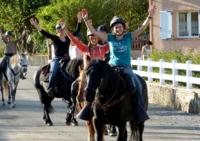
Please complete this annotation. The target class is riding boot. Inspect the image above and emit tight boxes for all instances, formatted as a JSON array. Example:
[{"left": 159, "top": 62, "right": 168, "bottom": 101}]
[{"left": 76, "top": 102, "right": 93, "bottom": 120}]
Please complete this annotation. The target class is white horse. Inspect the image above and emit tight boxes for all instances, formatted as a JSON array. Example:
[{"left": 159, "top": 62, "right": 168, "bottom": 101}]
[{"left": 0, "top": 53, "right": 28, "bottom": 107}]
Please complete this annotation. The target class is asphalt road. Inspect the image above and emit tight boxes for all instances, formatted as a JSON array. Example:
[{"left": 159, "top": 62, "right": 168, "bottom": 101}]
[{"left": 0, "top": 66, "right": 199, "bottom": 141}]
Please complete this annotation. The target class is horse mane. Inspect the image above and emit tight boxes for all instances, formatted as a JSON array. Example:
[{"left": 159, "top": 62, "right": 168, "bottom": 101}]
[
  {"left": 66, "top": 59, "right": 83, "bottom": 79},
  {"left": 88, "top": 60, "right": 124, "bottom": 95}
]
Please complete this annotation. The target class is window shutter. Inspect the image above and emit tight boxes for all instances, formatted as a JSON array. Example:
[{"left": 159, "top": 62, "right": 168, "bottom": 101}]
[
  {"left": 198, "top": 11, "right": 200, "bottom": 36},
  {"left": 160, "top": 11, "right": 172, "bottom": 39}
]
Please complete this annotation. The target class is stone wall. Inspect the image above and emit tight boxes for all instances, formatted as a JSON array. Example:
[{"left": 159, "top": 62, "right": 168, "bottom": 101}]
[
  {"left": 148, "top": 83, "right": 200, "bottom": 114},
  {"left": 28, "top": 55, "right": 48, "bottom": 67}
]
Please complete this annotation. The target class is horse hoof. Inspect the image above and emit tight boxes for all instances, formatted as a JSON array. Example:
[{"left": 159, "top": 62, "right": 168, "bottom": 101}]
[
  {"left": 71, "top": 120, "right": 78, "bottom": 126},
  {"left": 47, "top": 122, "right": 53, "bottom": 126},
  {"left": 65, "top": 121, "right": 71, "bottom": 126},
  {"left": 109, "top": 132, "right": 117, "bottom": 137},
  {"left": 104, "top": 130, "right": 108, "bottom": 135},
  {"left": 8, "top": 101, "right": 11, "bottom": 105},
  {"left": 11, "top": 104, "right": 16, "bottom": 108}
]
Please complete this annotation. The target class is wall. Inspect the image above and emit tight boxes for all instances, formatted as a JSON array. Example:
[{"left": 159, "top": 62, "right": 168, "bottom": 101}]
[
  {"left": 150, "top": 0, "right": 200, "bottom": 54},
  {"left": 148, "top": 83, "right": 200, "bottom": 113},
  {"left": 28, "top": 55, "right": 48, "bottom": 67}
]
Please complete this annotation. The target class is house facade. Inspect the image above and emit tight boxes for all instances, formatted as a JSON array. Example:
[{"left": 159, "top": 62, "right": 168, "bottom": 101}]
[{"left": 149, "top": 0, "right": 200, "bottom": 54}]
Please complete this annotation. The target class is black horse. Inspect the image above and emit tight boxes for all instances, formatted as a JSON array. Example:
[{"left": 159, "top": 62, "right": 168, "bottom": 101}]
[
  {"left": 84, "top": 60, "right": 149, "bottom": 141},
  {"left": 33, "top": 58, "right": 83, "bottom": 126}
]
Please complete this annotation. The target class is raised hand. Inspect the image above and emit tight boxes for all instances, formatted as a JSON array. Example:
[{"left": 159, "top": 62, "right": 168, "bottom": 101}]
[
  {"left": 58, "top": 18, "right": 65, "bottom": 29},
  {"left": 30, "top": 17, "right": 41, "bottom": 31},
  {"left": 77, "top": 11, "right": 82, "bottom": 23},
  {"left": 81, "top": 8, "right": 88, "bottom": 20}
]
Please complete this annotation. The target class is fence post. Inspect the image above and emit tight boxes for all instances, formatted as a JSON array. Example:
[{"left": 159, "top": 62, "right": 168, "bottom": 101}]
[
  {"left": 186, "top": 60, "right": 192, "bottom": 89},
  {"left": 147, "top": 58, "right": 153, "bottom": 83},
  {"left": 172, "top": 60, "right": 178, "bottom": 87},
  {"left": 137, "top": 58, "right": 142, "bottom": 75},
  {"left": 159, "top": 59, "right": 165, "bottom": 85}
]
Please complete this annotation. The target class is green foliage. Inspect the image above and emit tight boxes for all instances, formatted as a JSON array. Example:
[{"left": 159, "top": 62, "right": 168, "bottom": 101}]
[
  {"left": 0, "top": 0, "right": 148, "bottom": 54},
  {"left": 150, "top": 50, "right": 200, "bottom": 64}
]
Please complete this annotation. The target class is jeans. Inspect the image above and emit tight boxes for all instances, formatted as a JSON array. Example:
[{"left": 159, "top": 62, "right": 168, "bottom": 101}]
[
  {"left": 120, "top": 65, "right": 144, "bottom": 107},
  {"left": 48, "top": 57, "right": 61, "bottom": 89}
]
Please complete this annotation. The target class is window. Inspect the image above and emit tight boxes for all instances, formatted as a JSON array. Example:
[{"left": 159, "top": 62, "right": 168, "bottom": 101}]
[{"left": 177, "top": 12, "right": 199, "bottom": 38}]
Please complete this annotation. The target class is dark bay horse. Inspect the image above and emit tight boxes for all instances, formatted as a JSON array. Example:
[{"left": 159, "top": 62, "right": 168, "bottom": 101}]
[
  {"left": 84, "top": 60, "right": 149, "bottom": 141},
  {"left": 33, "top": 58, "right": 83, "bottom": 126}
]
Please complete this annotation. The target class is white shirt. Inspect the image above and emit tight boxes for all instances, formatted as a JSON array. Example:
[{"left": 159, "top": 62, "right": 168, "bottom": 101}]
[{"left": 69, "top": 43, "right": 83, "bottom": 60}]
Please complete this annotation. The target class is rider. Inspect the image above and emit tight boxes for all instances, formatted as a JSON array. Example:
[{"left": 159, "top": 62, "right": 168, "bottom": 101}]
[
  {"left": 65, "top": 27, "right": 109, "bottom": 68},
  {"left": 96, "top": 24, "right": 110, "bottom": 62},
  {"left": 30, "top": 12, "right": 82, "bottom": 95},
  {"left": 64, "top": 24, "right": 109, "bottom": 104},
  {"left": 0, "top": 30, "right": 26, "bottom": 79},
  {"left": 78, "top": 5, "right": 156, "bottom": 122}
]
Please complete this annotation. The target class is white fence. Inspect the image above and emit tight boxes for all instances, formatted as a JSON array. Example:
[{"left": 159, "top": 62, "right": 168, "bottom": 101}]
[{"left": 131, "top": 58, "right": 200, "bottom": 90}]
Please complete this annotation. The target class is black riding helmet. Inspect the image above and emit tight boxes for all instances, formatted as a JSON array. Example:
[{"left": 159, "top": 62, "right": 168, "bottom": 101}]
[
  {"left": 5, "top": 31, "right": 13, "bottom": 37},
  {"left": 55, "top": 24, "right": 62, "bottom": 30},
  {"left": 110, "top": 16, "right": 126, "bottom": 29},
  {"left": 97, "top": 24, "right": 108, "bottom": 33}
]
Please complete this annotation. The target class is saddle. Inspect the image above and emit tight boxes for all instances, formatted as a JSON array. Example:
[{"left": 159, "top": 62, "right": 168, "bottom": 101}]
[
  {"left": 113, "top": 66, "right": 133, "bottom": 91},
  {"left": 40, "top": 62, "right": 74, "bottom": 99}
]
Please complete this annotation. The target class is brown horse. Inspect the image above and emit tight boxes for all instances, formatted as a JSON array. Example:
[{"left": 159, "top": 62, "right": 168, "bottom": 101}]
[{"left": 82, "top": 59, "right": 149, "bottom": 141}]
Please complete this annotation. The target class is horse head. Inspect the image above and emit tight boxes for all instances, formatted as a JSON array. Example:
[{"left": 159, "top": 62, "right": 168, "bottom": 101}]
[
  {"left": 84, "top": 60, "right": 121, "bottom": 103},
  {"left": 18, "top": 52, "right": 28, "bottom": 79}
]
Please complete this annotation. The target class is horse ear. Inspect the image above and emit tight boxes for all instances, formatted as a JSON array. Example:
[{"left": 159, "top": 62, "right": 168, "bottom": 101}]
[{"left": 78, "top": 66, "right": 83, "bottom": 73}]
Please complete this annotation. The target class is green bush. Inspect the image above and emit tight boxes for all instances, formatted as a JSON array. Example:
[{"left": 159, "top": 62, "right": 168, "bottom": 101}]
[{"left": 150, "top": 50, "right": 200, "bottom": 64}]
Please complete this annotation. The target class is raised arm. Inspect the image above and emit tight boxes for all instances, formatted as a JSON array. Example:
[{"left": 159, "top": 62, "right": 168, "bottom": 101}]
[
  {"left": 15, "top": 29, "right": 28, "bottom": 43},
  {"left": 30, "top": 17, "right": 57, "bottom": 40},
  {"left": 82, "top": 9, "right": 108, "bottom": 42},
  {"left": 0, "top": 30, "right": 6, "bottom": 43},
  {"left": 64, "top": 27, "right": 88, "bottom": 52},
  {"left": 132, "top": 4, "right": 156, "bottom": 37},
  {"left": 73, "top": 11, "right": 82, "bottom": 36}
]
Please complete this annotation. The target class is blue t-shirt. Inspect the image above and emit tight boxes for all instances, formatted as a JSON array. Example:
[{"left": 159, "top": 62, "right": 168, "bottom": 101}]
[{"left": 107, "top": 32, "right": 133, "bottom": 66}]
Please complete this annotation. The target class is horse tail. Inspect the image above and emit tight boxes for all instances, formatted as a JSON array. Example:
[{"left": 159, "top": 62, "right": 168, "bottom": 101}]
[
  {"left": 129, "top": 120, "right": 144, "bottom": 141},
  {"left": 33, "top": 68, "right": 42, "bottom": 88},
  {"left": 33, "top": 68, "right": 54, "bottom": 114}
]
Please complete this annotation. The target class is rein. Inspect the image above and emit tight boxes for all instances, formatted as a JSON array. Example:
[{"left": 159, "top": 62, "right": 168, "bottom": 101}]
[{"left": 95, "top": 68, "right": 127, "bottom": 111}]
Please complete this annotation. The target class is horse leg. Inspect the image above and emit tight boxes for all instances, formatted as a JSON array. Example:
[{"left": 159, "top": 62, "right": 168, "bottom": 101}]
[
  {"left": 66, "top": 79, "right": 79, "bottom": 126},
  {"left": 87, "top": 119, "right": 95, "bottom": 141},
  {"left": 138, "top": 122, "right": 144, "bottom": 141},
  {"left": 6, "top": 83, "right": 11, "bottom": 105},
  {"left": 93, "top": 118, "right": 105, "bottom": 141},
  {"left": 43, "top": 105, "right": 53, "bottom": 126},
  {"left": 0, "top": 84, "right": 5, "bottom": 106},
  {"left": 8, "top": 81, "right": 16, "bottom": 108},
  {"left": 117, "top": 123, "right": 127, "bottom": 141}
]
